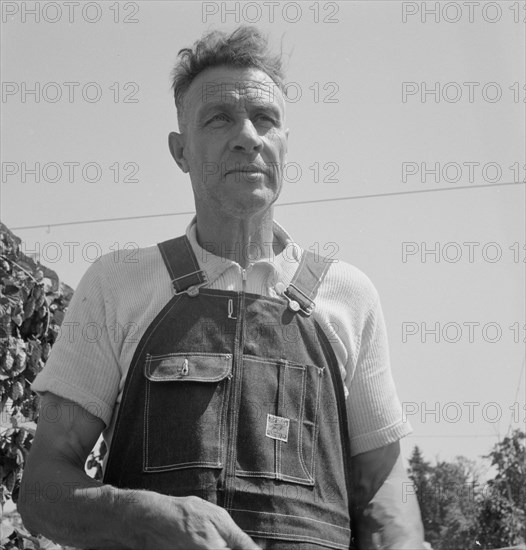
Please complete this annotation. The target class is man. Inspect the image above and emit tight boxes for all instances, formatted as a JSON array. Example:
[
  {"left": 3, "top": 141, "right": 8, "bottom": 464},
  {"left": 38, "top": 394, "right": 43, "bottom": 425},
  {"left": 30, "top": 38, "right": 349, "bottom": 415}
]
[{"left": 19, "top": 26, "right": 425, "bottom": 549}]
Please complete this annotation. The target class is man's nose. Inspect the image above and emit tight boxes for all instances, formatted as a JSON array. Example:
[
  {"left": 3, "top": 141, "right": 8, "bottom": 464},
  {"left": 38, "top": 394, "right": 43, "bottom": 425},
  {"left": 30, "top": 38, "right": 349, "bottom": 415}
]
[{"left": 229, "top": 119, "right": 263, "bottom": 154}]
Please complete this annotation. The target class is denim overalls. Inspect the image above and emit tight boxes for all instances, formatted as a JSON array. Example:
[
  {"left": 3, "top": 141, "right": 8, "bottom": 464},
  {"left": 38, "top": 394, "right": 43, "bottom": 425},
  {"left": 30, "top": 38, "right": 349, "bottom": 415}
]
[{"left": 103, "top": 235, "right": 353, "bottom": 549}]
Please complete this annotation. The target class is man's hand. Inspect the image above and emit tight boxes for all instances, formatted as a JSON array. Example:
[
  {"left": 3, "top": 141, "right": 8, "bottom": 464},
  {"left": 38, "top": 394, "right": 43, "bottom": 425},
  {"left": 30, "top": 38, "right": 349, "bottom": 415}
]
[
  {"left": 18, "top": 392, "right": 259, "bottom": 550},
  {"left": 136, "top": 493, "right": 261, "bottom": 550}
]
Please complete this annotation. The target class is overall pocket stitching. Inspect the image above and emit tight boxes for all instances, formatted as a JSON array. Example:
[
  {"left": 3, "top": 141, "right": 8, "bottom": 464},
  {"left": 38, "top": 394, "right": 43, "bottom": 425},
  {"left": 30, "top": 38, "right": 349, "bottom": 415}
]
[
  {"left": 146, "top": 351, "right": 232, "bottom": 360},
  {"left": 237, "top": 357, "right": 320, "bottom": 486},
  {"left": 145, "top": 459, "right": 222, "bottom": 472},
  {"left": 145, "top": 353, "right": 232, "bottom": 382},
  {"left": 310, "top": 370, "right": 323, "bottom": 482},
  {"left": 245, "top": 355, "right": 322, "bottom": 373},
  {"left": 143, "top": 378, "right": 226, "bottom": 470},
  {"left": 276, "top": 359, "right": 287, "bottom": 480},
  {"left": 142, "top": 352, "right": 230, "bottom": 472},
  {"left": 235, "top": 469, "right": 278, "bottom": 477},
  {"left": 294, "top": 367, "right": 313, "bottom": 483}
]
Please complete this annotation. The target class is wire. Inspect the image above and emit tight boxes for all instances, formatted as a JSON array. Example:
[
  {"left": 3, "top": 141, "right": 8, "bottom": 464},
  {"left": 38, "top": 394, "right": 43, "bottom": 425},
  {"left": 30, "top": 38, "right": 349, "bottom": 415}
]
[{"left": 9, "top": 180, "right": 525, "bottom": 231}]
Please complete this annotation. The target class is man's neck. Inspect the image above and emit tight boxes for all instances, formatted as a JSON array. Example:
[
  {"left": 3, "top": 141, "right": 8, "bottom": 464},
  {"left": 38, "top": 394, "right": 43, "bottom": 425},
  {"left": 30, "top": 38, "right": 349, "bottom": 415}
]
[{"left": 195, "top": 208, "right": 281, "bottom": 268}]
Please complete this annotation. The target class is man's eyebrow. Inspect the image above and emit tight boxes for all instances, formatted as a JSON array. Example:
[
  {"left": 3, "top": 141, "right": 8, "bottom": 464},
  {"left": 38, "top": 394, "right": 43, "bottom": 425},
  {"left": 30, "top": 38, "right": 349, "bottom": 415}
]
[
  {"left": 197, "top": 101, "right": 232, "bottom": 115},
  {"left": 196, "top": 100, "right": 282, "bottom": 120}
]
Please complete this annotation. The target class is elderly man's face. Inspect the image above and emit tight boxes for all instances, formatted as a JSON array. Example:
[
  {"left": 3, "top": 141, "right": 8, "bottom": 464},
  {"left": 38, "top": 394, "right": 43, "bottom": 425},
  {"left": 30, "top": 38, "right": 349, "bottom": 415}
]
[{"left": 170, "top": 66, "right": 289, "bottom": 219}]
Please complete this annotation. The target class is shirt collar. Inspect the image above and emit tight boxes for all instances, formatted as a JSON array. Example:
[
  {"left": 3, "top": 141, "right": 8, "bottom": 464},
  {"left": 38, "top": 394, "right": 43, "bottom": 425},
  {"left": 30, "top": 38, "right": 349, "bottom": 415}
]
[{"left": 185, "top": 216, "right": 302, "bottom": 287}]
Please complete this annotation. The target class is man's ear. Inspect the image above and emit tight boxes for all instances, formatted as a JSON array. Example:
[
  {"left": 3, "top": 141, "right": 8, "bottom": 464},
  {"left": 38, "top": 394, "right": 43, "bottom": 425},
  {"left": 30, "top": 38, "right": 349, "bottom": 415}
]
[{"left": 168, "top": 131, "right": 189, "bottom": 173}]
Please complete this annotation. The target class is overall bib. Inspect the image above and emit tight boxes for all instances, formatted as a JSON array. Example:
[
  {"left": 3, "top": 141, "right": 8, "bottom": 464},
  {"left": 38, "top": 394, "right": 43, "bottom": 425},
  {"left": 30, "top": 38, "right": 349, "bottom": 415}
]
[{"left": 103, "top": 236, "right": 353, "bottom": 549}]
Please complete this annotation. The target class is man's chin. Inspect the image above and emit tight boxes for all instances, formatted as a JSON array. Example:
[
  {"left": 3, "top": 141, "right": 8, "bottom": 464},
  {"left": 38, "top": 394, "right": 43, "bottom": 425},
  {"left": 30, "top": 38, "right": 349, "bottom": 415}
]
[{"left": 222, "top": 191, "right": 279, "bottom": 217}]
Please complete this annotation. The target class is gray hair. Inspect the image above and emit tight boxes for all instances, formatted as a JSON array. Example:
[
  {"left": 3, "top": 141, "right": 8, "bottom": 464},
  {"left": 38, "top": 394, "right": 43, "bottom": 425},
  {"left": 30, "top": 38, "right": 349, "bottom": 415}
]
[{"left": 171, "top": 26, "right": 286, "bottom": 126}]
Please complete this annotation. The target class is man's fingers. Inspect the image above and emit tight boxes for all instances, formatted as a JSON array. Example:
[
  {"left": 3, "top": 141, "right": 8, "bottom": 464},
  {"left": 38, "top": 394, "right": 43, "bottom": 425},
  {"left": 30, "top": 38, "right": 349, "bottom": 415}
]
[
  {"left": 231, "top": 530, "right": 261, "bottom": 550},
  {"left": 213, "top": 516, "right": 260, "bottom": 550},
  {"left": 225, "top": 529, "right": 261, "bottom": 550},
  {"left": 191, "top": 497, "right": 261, "bottom": 550}
]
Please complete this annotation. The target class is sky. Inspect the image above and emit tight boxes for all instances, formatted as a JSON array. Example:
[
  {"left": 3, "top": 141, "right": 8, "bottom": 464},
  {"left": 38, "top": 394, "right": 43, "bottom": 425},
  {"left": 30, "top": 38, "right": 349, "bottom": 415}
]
[{"left": 1, "top": 0, "right": 525, "bottom": 468}]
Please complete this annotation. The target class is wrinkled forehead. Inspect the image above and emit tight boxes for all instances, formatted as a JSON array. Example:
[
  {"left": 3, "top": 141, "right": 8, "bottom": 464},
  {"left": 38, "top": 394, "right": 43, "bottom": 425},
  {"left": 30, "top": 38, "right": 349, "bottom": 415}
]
[{"left": 184, "top": 66, "right": 286, "bottom": 120}]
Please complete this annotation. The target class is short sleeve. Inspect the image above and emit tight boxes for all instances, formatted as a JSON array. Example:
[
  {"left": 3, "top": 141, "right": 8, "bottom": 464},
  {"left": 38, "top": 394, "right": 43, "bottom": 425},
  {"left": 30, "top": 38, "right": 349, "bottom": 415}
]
[
  {"left": 346, "top": 292, "right": 412, "bottom": 456},
  {"left": 32, "top": 259, "right": 121, "bottom": 427}
]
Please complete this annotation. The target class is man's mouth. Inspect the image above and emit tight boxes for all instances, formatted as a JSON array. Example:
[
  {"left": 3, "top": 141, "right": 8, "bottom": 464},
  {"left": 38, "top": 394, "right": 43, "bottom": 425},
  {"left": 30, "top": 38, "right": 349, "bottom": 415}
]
[{"left": 225, "top": 164, "right": 269, "bottom": 176}]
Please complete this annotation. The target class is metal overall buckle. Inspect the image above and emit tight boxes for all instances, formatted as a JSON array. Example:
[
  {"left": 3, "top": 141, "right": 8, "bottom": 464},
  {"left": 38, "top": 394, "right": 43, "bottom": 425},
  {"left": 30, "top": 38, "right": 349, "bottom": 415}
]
[
  {"left": 283, "top": 283, "right": 315, "bottom": 316},
  {"left": 172, "top": 270, "right": 208, "bottom": 297}
]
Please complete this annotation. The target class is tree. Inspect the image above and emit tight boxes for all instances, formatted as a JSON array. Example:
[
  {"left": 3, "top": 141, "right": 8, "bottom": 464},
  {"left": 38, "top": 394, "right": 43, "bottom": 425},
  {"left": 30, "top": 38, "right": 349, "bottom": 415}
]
[
  {"left": 408, "top": 446, "right": 435, "bottom": 538},
  {"left": 475, "top": 430, "right": 526, "bottom": 549},
  {"left": 408, "top": 433, "right": 526, "bottom": 550},
  {"left": 427, "top": 458, "right": 480, "bottom": 550}
]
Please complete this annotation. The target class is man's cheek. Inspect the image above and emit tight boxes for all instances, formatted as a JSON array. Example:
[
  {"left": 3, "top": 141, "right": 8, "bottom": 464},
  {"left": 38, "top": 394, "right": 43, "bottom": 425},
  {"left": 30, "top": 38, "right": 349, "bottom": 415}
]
[{"left": 199, "top": 161, "right": 220, "bottom": 184}]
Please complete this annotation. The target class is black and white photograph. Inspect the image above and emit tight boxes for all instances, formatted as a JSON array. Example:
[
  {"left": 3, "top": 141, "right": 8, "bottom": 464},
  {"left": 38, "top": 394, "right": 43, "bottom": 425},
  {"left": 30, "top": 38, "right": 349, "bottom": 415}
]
[{"left": 1, "top": 2, "right": 525, "bottom": 549}]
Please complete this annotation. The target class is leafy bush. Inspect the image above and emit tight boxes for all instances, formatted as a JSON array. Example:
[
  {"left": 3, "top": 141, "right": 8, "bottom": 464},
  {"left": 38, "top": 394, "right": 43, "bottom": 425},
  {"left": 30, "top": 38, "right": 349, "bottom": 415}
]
[{"left": 0, "top": 222, "right": 76, "bottom": 548}]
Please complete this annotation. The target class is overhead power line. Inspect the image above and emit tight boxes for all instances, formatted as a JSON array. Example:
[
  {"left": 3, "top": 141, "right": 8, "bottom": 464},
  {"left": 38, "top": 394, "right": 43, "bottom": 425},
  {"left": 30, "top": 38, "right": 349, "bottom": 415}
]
[{"left": 10, "top": 180, "right": 525, "bottom": 231}]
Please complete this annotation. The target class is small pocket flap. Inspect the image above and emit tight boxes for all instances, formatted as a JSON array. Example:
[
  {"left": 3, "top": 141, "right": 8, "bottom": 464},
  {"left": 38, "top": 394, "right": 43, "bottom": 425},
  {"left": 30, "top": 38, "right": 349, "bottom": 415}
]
[{"left": 145, "top": 353, "right": 232, "bottom": 382}]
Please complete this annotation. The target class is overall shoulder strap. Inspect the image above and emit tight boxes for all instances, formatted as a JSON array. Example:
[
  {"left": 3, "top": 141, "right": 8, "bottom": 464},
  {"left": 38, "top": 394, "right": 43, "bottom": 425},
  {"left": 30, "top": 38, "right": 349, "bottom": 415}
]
[
  {"left": 157, "top": 236, "right": 208, "bottom": 296},
  {"left": 287, "top": 249, "right": 354, "bottom": 542},
  {"left": 284, "top": 250, "right": 333, "bottom": 315}
]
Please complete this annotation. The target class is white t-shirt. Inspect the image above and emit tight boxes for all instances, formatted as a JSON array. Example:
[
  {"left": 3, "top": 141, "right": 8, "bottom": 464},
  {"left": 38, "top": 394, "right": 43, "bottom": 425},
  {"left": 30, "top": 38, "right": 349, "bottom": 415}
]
[{"left": 32, "top": 219, "right": 411, "bottom": 456}]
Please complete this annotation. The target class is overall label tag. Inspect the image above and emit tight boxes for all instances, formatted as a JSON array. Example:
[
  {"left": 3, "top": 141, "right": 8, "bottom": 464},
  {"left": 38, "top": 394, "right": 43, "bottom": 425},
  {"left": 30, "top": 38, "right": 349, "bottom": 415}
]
[{"left": 266, "top": 414, "right": 290, "bottom": 442}]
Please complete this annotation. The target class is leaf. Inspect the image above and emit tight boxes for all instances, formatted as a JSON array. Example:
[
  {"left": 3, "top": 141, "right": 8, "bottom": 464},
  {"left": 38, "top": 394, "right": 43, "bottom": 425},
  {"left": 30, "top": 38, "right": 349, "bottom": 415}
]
[
  {"left": 23, "top": 297, "right": 36, "bottom": 320},
  {"left": 3, "top": 351, "right": 14, "bottom": 372},
  {"left": 11, "top": 314, "right": 23, "bottom": 327},
  {"left": 10, "top": 381, "right": 24, "bottom": 401},
  {"left": 3, "top": 284, "right": 21, "bottom": 296},
  {"left": 41, "top": 343, "right": 50, "bottom": 362},
  {"left": 13, "top": 447, "right": 24, "bottom": 466}
]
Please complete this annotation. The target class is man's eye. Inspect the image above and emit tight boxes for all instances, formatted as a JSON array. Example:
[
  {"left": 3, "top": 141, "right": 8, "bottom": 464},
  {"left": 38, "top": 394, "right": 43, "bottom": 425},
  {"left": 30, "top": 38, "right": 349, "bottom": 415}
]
[
  {"left": 256, "top": 115, "right": 276, "bottom": 125},
  {"left": 209, "top": 114, "right": 228, "bottom": 123}
]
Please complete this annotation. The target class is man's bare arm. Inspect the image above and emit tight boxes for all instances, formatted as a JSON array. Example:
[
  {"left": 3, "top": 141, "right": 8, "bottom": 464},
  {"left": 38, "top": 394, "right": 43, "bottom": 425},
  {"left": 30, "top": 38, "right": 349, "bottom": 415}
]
[
  {"left": 351, "top": 441, "right": 426, "bottom": 550},
  {"left": 18, "top": 392, "right": 259, "bottom": 550}
]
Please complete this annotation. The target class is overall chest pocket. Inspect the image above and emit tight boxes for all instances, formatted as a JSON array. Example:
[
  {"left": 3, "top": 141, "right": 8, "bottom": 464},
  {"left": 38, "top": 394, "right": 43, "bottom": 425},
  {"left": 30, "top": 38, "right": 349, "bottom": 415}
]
[
  {"left": 143, "top": 352, "right": 232, "bottom": 473},
  {"left": 235, "top": 356, "right": 324, "bottom": 486}
]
